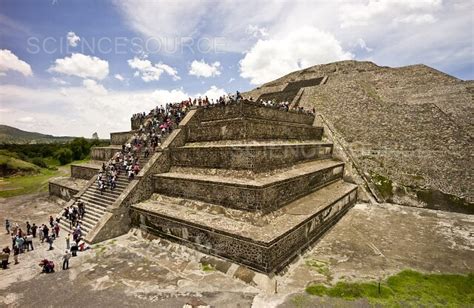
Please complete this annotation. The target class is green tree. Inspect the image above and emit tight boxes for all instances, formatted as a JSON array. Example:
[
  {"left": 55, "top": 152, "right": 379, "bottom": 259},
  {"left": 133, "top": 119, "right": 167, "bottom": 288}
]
[
  {"left": 55, "top": 148, "right": 73, "bottom": 165},
  {"left": 69, "top": 137, "right": 89, "bottom": 160}
]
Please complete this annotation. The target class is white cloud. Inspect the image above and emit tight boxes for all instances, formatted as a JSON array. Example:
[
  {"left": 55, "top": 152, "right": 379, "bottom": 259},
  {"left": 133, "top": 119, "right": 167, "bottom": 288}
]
[
  {"left": 0, "top": 84, "right": 190, "bottom": 137},
  {"left": 115, "top": 0, "right": 288, "bottom": 53},
  {"left": 356, "top": 38, "right": 373, "bottom": 52},
  {"left": 51, "top": 77, "right": 68, "bottom": 85},
  {"left": 246, "top": 25, "right": 268, "bottom": 38},
  {"left": 228, "top": 78, "right": 235, "bottom": 83},
  {"left": 48, "top": 53, "right": 109, "bottom": 80},
  {"left": 114, "top": 74, "right": 125, "bottom": 81},
  {"left": 240, "top": 26, "right": 353, "bottom": 84},
  {"left": 197, "top": 85, "right": 227, "bottom": 100},
  {"left": 128, "top": 57, "right": 180, "bottom": 82},
  {"left": 82, "top": 79, "right": 108, "bottom": 95},
  {"left": 394, "top": 14, "right": 437, "bottom": 25},
  {"left": 0, "top": 49, "right": 33, "bottom": 77},
  {"left": 189, "top": 60, "right": 221, "bottom": 78},
  {"left": 340, "top": 0, "right": 442, "bottom": 28},
  {"left": 66, "top": 31, "right": 80, "bottom": 47},
  {"left": 17, "top": 116, "right": 34, "bottom": 123}
]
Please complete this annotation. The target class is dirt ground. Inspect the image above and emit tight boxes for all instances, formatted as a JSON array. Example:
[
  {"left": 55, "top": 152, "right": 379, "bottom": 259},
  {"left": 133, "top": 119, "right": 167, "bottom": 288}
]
[{"left": 0, "top": 193, "right": 472, "bottom": 307}]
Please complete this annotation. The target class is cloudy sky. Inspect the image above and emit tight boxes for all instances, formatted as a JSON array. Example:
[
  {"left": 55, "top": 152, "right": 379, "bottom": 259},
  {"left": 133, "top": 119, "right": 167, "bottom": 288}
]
[{"left": 0, "top": 0, "right": 472, "bottom": 138}]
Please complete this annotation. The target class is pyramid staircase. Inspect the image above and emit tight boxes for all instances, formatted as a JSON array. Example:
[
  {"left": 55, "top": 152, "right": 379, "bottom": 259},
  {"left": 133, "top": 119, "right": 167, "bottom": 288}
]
[
  {"left": 130, "top": 101, "right": 358, "bottom": 273},
  {"left": 58, "top": 151, "right": 151, "bottom": 237}
]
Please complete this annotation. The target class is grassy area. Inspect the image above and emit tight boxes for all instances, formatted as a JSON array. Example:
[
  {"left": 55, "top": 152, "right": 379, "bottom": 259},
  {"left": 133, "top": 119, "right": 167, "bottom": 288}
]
[
  {"left": 306, "top": 269, "right": 474, "bottom": 307},
  {"left": 0, "top": 168, "right": 62, "bottom": 198},
  {"left": 305, "top": 259, "right": 332, "bottom": 281},
  {"left": 0, "top": 153, "right": 40, "bottom": 176},
  {"left": 0, "top": 157, "right": 90, "bottom": 198}
]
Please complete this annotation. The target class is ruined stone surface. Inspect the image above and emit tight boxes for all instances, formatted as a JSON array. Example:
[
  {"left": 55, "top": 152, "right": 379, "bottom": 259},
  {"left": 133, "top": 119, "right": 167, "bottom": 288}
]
[
  {"left": 186, "top": 118, "right": 323, "bottom": 143},
  {"left": 170, "top": 142, "right": 333, "bottom": 171},
  {"left": 70, "top": 160, "right": 102, "bottom": 180},
  {"left": 48, "top": 177, "right": 88, "bottom": 201},
  {"left": 110, "top": 130, "right": 135, "bottom": 145},
  {"left": 196, "top": 100, "right": 314, "bottom": 125},
  {"left": 132, "top": 181, "right": 357, "bottom": 273},
  {"left": 124, "top": 104, "right": 358, "bottom": 273},
  {"left": 244, "top": 60, "right": 473, "bottom": 213},
  {"left": 153, "top": 159, "right": 344, "bottom": 212},
  {"left": 90, "top": 145, "right": 122, "bottom": 161}
]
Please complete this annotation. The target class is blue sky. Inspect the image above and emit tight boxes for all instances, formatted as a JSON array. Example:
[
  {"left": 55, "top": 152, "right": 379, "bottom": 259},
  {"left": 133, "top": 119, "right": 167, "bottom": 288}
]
[{"left": 0, "top": 0, "right": 472, "bottom": 137}]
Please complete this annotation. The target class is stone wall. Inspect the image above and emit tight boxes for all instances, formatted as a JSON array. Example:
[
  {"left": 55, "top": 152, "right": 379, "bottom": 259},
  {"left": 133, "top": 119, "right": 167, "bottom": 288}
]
[
  {"left": 110, "top": 131, "right": 135, "bottom": 145},
  {"left": 49, "top": 181, "right": 79, "bottom": 201},
  {"left": 266, "top": 189, "right": 357, "bottom": 271},
  {"left": 71, "top": 164, "right": 100, "bottom": 180},
  {"left": 197, "top": 100, "right": 314, "bottom": 125},
  {"left": 154, "top": 163, "right": 344, "bottom": 212},
  {"left": 91, "top": 146, "right": 120, "bottom": 161},
  {"left": 131, "top": 187, "right": 357, "bottom": 273},
  {"left": 186, "top": 118, "right": 323, "bottom": 142},
  {"left": 170, "top": 143, "right": 333, "bottom": 171}
]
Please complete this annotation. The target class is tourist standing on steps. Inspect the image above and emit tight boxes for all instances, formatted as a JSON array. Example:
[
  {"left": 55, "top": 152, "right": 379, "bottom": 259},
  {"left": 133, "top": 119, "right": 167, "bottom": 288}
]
[
  {"left": 62, "top": 250, "right": 71, "bottom": 270},
  {"left": 5, "top": 219, "right": 10, "bottom": 234}
]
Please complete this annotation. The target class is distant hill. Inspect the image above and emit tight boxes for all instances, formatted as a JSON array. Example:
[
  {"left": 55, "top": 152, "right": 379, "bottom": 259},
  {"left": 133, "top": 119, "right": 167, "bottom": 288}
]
[{"left": 0, "top": 125, "right": 76, "bottom": 144}]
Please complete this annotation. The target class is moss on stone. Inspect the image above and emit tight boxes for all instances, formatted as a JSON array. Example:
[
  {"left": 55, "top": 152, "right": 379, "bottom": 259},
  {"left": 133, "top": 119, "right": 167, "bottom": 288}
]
[
  {"left": 201, "top": 262, "right": 215, "bottom": 272},
  {"left": 371, "top": 173, "right": 393, "bottom": 200},
  {"left": 416, "top": 189, "right": 474, "bottom": 214},
  {"left": 305, "top": 259, "right": 332, "bottom": 281}
]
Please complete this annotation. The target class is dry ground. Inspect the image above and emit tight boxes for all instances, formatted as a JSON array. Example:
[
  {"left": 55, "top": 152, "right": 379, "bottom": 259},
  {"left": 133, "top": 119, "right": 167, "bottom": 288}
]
[{"left": 0, "top": 193, "right": 472, "bottom": 307}]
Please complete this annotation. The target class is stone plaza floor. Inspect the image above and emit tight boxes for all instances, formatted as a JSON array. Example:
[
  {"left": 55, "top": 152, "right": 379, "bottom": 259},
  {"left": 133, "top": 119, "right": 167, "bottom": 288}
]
[{"left": 1, "top": 193, "right": 472, "bottom": 307}]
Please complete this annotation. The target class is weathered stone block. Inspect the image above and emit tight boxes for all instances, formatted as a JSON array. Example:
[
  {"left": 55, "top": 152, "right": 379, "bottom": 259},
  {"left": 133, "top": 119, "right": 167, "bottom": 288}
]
[
  {"left": 170, "top": 143, "right": 333, "bottom": 171},
  {"left": 153, "top": 160, "right": 344, "bottom": 212}
]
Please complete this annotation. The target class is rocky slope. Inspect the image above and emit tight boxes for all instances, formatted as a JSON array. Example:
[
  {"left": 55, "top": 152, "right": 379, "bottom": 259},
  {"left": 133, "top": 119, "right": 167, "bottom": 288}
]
[{"left": 244, "top": 61, "right": 473, "bottom": 213}]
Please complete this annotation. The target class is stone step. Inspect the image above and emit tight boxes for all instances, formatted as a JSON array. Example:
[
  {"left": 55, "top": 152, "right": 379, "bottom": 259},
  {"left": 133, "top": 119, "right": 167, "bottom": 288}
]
[
  {"left": 76, "top": 202, "right": 106, "bottom": 217},
  {"left": 82, "top": 190, "right": 118, "bottom": 203},
  {"left": 154, "top": 159, "right": 344, "bottom": 212},
  {"left": 185, "top": 117, "right": 323, "bottom": 143},
  {"left": 58, "top": 211, "right": 98, "bottom": 229},
  {"left": 79, "top": 195, "right": 112, "bottom": 209},
  {"left": 61, "top": 202, "right": 106, "bottom": 219},
  {"left": 131, "top": 180, "right": 358, "bottom": 273},
  {"left": 84, "top": 188, "right": 124, "bottom": 199},
  {"left": 170, "top": 141, "right": 333, "bottom": 171},
  {"left": 59, "top": 220, "right": 91, "bottom": 235}
]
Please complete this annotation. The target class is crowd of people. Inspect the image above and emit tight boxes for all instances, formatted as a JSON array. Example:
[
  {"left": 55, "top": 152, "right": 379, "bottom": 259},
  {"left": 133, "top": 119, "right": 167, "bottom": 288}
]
[
  {"left": 131, "top": 90, "right": 314, "bottom": 132},
  {"left": 255, "top": 98, "right": 316, "bottom": 115},
  {"left": 2, "top": 216, "right": 88, "bottom": 272},
  {"left": 100, "top": 99, "right": 193, "bottom": 193}
]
